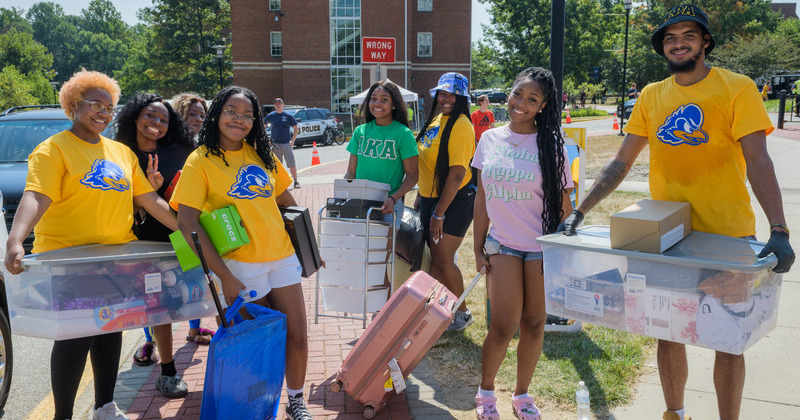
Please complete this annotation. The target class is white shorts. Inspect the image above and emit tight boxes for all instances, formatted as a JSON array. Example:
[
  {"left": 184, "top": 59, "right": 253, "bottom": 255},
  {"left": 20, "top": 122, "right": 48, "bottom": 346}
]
[{"left": 219, "top": 254, "right": 302, "bottom": 307}]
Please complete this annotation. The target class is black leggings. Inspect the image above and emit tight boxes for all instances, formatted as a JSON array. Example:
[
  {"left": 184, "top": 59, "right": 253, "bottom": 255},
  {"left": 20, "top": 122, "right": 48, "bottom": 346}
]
[{"left": 51, "top": 332, "right": 122, "bottom": 420}]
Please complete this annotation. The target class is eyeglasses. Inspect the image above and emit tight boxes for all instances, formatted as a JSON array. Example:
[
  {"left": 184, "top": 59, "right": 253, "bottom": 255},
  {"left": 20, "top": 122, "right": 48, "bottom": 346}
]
[
  {"left": 142, "top": 111, "right": 169, "bottom": 125},
  {"left": 81, "top": 100, "right": 115, "bottom": 115},
  {"left": 222, "top": 109, "right": 255, "bottom": 124}
]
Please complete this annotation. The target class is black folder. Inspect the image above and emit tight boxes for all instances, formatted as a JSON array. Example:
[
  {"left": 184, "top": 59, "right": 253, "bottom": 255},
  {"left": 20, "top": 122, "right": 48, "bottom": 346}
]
[{"left": 279, "top": 206, "right": 323, "bottom": 278}]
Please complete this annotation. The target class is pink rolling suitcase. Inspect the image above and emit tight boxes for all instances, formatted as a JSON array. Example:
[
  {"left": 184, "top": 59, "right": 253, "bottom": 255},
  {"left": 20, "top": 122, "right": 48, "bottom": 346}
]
[{"left": 330, "top": 269, "right": 484, "bottom": 418}]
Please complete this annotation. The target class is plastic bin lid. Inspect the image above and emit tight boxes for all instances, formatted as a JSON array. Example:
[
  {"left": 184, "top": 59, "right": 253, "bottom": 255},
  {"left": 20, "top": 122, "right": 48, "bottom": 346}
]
[
  {"left": 536, "top": 225, "right": 777, "bottom": 272},
  {"left": 21, "top": 241, "right": 176, "bottom": 266},
  {"left": 334, "top": 178, "right": 390, "bottom": 191}
]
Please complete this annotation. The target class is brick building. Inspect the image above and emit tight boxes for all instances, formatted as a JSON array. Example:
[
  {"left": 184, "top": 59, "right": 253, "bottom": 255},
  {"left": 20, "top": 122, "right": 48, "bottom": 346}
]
[{"left": 231, "top": 0, "right": 471, "bottom": 116}]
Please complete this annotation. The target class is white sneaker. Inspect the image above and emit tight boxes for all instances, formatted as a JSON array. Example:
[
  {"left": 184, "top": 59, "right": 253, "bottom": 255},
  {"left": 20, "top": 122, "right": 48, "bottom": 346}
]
[{"left": 93, "top": 401, "right": 130, "bottom": 420}]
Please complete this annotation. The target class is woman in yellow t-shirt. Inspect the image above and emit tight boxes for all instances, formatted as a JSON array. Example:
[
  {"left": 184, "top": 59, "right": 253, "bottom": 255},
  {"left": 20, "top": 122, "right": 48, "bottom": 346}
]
[
  {"left": 4, "top": 70, "right": 177, "bottom": 420},
  {"left": 416, "top": 72, "right": 477, "bottom": 331},
  {"left": 169, "top": 86, "right": 312, "bottom": 419}
]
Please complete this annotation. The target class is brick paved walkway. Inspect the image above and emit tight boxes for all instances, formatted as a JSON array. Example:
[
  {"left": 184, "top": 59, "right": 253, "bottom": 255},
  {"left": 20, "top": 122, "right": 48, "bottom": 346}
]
[{"left": 122, "top": 161, "right": 415, "bottom": 419}]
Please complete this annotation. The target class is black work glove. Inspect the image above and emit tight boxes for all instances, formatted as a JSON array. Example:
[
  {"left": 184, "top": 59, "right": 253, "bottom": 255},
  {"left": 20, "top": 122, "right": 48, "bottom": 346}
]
[
  {"left": 557, "top": 209, "right": 584, "bottom": 236},
  {"left": 758, "top": 230, "right": 795, "bottom": 273}
]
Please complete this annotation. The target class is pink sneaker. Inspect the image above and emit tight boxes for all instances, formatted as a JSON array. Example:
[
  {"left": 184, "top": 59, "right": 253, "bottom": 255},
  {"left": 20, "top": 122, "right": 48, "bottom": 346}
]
[
  {"left": 511, "top": 394, "right": 541, "bottom": 420},
  {"left": 475, "top": 395, "right": 499, "bottom": 420}
]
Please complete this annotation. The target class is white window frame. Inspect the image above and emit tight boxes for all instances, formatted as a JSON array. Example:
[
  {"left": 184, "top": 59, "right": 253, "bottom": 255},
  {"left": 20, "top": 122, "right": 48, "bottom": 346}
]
[
  {"left": 269, "top": 0, "right": 281, "bottom": 11},
  {"left": 270, "top": 31, "right": 282, "bottom": 56},
  {"left": 418, "top": 0, "right": 432, "bottom": 12},
  {"left": 417, "top": 32, "right": 432, "bottom": 57}
]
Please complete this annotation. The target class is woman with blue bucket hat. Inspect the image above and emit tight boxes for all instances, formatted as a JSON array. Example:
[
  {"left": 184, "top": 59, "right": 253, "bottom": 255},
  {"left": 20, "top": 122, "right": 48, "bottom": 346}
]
[{"left": 415, "top": 72, "right": 477, "bottom": 331}]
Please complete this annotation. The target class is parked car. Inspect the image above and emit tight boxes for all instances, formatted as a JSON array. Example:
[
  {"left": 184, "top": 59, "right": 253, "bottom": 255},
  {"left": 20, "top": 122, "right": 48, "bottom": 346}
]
[
  {"left": 264, "top": 107, "right": 341, "bottom": 147},
  {"left": 618, "top": 98, "right": 637, "bottom": 119},
  {"left": 0, "top": 189, "right": 13, "bottom": 413},
  {"left": 768, "top": 72, "right": 800, "bottom": 100},
  {"left": 485, "top": 90, "right": 508, "bottom": 104}
]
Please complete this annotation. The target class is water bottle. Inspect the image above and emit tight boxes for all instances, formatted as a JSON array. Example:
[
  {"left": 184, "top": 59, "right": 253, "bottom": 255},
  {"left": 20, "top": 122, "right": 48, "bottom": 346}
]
[{"left": 576, "top": 381, "right": 590, "bottom": 420}]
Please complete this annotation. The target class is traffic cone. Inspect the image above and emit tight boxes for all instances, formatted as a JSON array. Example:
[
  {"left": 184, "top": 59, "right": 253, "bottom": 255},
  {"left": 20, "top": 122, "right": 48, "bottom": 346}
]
[
  {"left": 311, "top": 141, "right": 321, "bottom": 166},
  {"left": 612, "top": 113, "right": 619, "bottom": 130},
  {"left": 565, "top": 109, "right": 572, "bottom": 124}
]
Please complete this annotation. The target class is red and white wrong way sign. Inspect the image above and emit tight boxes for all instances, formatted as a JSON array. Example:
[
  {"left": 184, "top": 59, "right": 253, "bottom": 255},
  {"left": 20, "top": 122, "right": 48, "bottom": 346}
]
[{"left": 362, "top": 37, "right": 395, "bottom": 63}]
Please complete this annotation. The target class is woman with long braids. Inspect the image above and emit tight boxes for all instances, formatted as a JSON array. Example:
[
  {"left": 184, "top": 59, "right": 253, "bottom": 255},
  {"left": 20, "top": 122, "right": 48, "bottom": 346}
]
[
  {"left": 169, "top": 86, "right": 311, "bottom": 420},
  {"left": 472, "top": 67, "right": 574, "bottom": 420},
  {"left": 115, "top": 92, "right": 199, "bottom": 398},
  {"left": 416, "top": 72, "right": 477, "bottom": 331}
]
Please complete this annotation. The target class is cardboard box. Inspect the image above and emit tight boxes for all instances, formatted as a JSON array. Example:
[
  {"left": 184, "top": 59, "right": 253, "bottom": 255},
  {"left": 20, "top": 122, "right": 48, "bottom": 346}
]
[
  {"left": 610, "top": 200, "right": 691, "bottom": 253},
  {"left": 170, "top": 205, "right": 250, "bottom": 271},
  {"left": 537, "top": 226, "right": 782, "bottom": 354}
]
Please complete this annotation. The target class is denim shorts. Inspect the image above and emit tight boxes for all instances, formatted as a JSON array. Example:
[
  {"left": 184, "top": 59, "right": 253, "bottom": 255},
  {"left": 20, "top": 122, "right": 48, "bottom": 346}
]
[
  {"left": 382, "top": 197, "right": 404, "bottom": 229},
  {"left": 484, "top": 234, "right": 543, "bottom": 262}
]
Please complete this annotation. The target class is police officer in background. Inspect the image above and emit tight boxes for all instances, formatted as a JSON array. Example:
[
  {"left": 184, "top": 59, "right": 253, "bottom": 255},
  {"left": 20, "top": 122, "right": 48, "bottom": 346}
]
[{"left": 264, "top": 98, "right": 300, "bottom": 188}]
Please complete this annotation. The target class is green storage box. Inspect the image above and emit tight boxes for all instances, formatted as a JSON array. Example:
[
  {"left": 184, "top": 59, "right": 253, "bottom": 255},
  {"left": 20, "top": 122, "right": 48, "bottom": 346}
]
[{"left": 169, "top": 205, "right": 250, "bottom": 271}]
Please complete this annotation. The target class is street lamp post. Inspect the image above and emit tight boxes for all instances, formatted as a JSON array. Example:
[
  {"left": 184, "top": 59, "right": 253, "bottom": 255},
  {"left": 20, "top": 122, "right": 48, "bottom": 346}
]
[
  {"left": 619, "top": 0, "right": 632, "bottom": 136},
  {"left": 211, "top": 44, "right": 226, "bottom": 90},
  {"left": 49, "top": 81, "right": 58, "bottom": 104}
]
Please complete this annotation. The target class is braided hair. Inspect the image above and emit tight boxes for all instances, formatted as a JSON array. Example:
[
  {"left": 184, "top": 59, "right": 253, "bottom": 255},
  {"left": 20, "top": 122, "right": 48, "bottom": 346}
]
[
  {"left": 415, "top": 92, "right": 471, "bottom": 196},
  {"left": 198, "top": 86, "right": 276, "bottom": 172},
  {"left": 359, "top": 80, "right": 410, "bottom": 128},
  {"left": 514, "top": 67, "right": 568, "bottom": 235},
  {"left": 115, "top": 92, "right": 194, "bottom": 152}
]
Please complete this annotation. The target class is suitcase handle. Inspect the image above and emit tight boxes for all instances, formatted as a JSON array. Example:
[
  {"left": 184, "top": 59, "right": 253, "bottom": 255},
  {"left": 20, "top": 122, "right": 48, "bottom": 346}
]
[
  {"left": 451, "top": 267, "right": 486, "bottom": 312},
  {"left": 191, "top": 231, "right": 230, "bottom": 329}
]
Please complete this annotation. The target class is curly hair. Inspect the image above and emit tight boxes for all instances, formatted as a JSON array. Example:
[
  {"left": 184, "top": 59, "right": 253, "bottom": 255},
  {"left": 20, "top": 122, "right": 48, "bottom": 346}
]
[
  {"left": 359, "top": 81, "right": 409, "bottom": 128},
  {"left": 513, "top": 67, "right": 568, "bottom": 235},
  {"left": 170, "top": 92, "right": 208, "bottom": 121},
  {"left": 416, "top": 91, "right": 471, "bottom": 196},
  {"left": 59, "top": 70, "right": 121, "bottom": 120},
  {"left": 114, "top": 92, "right": 195, "bottom": 152},
  {"left": 198, "top": 86, "right": 276, "bottom": 172}
]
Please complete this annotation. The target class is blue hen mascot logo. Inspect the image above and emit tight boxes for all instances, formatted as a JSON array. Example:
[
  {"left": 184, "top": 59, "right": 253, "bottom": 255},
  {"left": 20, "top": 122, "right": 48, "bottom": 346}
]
[
  {"left": 657, "top": 104, "right": 709, "bottom": 146},
  {"left": 228, "top": 164, "right": 273, "bottom": 199},
  {"left": 80, "top": 160, "right": 130, "bottom": 191}
]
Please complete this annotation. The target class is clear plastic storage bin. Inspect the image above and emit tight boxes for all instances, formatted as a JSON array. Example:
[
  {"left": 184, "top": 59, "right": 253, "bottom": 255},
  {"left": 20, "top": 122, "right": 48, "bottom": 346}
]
[
  {"left": 3, "top": 241, "right": 218, "bottom": 340},
  {"left": 537, "top": 226, "right": 782, "bottom": 354}
]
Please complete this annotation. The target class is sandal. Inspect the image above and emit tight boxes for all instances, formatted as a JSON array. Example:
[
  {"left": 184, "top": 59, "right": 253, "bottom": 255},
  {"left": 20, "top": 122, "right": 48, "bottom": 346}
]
[
  {"left": 511, "top": 394, "right": 541, "bottom": 420},
  {"left": 133, "top": 341, "right": 159, "bottom": 366},
  {"left": 186, "top": 327, "right": 215, "bottom": 345},
  {"left": 475, "top": 395, "right": 499, "bottom": 420}
]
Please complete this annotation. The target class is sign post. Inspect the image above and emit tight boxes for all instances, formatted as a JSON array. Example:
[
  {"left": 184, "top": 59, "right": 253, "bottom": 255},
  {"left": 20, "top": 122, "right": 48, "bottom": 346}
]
[{"left": 362, "top": 37, "right": 396, "bottom": 83}]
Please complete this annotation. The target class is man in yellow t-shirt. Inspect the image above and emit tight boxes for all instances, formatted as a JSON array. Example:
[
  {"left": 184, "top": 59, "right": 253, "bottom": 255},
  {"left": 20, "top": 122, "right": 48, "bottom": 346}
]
[{"left": 561, "top": 5, "right": 794, "bottom": 420}]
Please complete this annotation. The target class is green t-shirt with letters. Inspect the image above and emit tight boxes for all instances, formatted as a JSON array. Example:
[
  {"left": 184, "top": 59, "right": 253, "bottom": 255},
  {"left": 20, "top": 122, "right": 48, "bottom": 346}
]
[{"left": 346, "top": 120, "right": 418, "bottom": 195}]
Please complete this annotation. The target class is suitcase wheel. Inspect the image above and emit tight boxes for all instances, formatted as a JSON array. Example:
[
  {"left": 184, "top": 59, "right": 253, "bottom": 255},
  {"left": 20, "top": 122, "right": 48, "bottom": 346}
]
[
  {"left": 329, "top": 380, "right": 342, "bottom": 393},
  {"left": 363, "top": 406, "right": 376, "bottom": 419}
]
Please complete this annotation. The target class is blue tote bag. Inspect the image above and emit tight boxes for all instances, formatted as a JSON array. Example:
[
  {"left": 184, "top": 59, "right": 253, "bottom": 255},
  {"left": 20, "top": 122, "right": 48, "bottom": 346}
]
[{"left": 200, "top": 296, "right": 287, "bottom": 420}]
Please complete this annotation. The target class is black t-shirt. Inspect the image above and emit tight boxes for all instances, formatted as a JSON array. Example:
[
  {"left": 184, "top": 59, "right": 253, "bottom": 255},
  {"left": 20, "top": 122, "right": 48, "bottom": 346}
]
[{"left": 134, "top": 143, "right": 193, "bottom": 242}]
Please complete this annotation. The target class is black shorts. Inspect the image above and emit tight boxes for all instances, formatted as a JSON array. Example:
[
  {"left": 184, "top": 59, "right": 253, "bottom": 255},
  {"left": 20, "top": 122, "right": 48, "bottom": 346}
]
[{"left": 419, "top": 185, "right": 475, "bottom": 238}]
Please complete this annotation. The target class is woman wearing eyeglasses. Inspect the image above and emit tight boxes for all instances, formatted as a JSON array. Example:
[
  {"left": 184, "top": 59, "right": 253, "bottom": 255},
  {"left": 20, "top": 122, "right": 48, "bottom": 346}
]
[
  {"left": 4, "top": 71, "right": 177, "bottom": 420},
  {"left": 114, "top": 92, "right": 197, "bottom": 398},
  {"left": 169, "top": 86, "right": 312, "bottom": 420}
]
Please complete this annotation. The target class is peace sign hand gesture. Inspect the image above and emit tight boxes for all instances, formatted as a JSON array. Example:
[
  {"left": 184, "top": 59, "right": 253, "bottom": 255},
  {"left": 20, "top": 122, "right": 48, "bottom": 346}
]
[{"left": 146, "top": 153, "right": 164, "bottom": 190}]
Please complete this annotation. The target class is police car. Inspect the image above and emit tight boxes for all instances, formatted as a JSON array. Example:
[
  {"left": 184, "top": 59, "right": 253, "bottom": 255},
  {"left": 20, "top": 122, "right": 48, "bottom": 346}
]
[{"left": 264, "top": 107, "right": 340, "bottom": 147}]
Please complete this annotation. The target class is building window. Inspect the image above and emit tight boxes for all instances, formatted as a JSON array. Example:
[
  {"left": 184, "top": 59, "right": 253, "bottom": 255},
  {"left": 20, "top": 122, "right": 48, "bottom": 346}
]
[
  {"left": 269, "top": 0, "right": 281, "bottom": 11},
  {"left": 418, "top": 32, "right": 432, "bottom": 57},
  {"left": 330, "top": 0, "right": 362, "bottom": 113},
  {"left": 418, "top": 0, "right": 432, "bottom": 12},
  {"left": 270, "top": 32, "right": 282, "bottom": 56}
]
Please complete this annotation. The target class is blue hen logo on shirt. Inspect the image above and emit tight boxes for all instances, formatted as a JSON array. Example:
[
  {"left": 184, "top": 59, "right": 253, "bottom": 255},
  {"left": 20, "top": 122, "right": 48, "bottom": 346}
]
[
  {"left": 657, "top": 104, "right": 709, "bottom": 146},
  {"left": 421, "top": 126, "right": 440, "bottom": 148},
  {"left": 80, "top": 159, "right": 130, "bottom": 191},
  {"left": 228, "top": 164, "right": 273, "bottom": 199}
]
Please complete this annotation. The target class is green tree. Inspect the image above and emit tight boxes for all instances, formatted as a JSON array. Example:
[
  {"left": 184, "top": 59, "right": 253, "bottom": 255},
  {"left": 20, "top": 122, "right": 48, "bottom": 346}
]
[
  {"left": 471, "top": 41, "right": 506, "bottom": 89},
  {"left": 122, "top": 0, "right": 231, "bottom": 98},
  {"left": 0, "top": 28, "right": 55, "bottom": 106},
  {"left": 0, "top": 7, "right": 33, "bottom": 35},
  {"left": 74, "top": 0, "right": 130, "bottom": 77},
  {"left": 710, "top": 33, "right": 800, "bottom": 82},
  {"left": 0, "top": 66, "right": 38, "bottom": 110},
  {"left": 26, "top": 2, "right": 79, "bottom": 83}
]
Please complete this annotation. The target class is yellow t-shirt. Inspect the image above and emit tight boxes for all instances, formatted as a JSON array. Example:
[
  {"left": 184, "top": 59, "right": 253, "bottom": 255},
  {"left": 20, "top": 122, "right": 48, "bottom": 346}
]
[
  {"left": 417, "top": 113, "right": 476, "bottom": 198},
  {"left": 25, "top": 130, "right": 154, "bottom": 253},
  {"left": 625, "top": 67, "right": 774, "bottom": 237},
  {"left": 169, "top": 144, "right": 295, "bottom": 263}
]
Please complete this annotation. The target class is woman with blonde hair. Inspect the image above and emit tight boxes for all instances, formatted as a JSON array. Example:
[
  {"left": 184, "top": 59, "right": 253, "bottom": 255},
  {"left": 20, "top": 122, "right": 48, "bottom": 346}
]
[{"left": 4, "top": 70, "right": 177, "bottom": 420}]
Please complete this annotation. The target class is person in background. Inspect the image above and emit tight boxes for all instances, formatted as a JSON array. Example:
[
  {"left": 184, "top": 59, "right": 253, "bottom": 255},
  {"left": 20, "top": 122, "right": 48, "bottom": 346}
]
[
  {"left": 473, "top": 66, "right": 573, "bottom": 420},
  {"left": 561, "top": 5, "right": 794, "bottom": 420},
  {"left": 171, "top": 92, "right": 208, "bottom": 142},
  {"left": 264, "top": 98, "right": 300, "bottom": 188},
  {"left": 171, "top": 86, "right": 312, "bottom": 420},
  {"left": 760, "top": 80, "right": 770, "bottom": 102},
  {"left": 627, "top": 82, "right": 640, "bottom": 99},
  {"left": 416, "top": 72, "right": 477, "bottom": 331},
  {"left": 4, "top": 70, "right": 177, "bottom": 420},
  {"left": 792, "top": 78, "right": 800, "bottom": 116},
  {"left": 115, "top": 92, "right": 197, "bottom": 398},
  {"left": 471, "top": 94, "right": 495, "bottom": 143}
]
